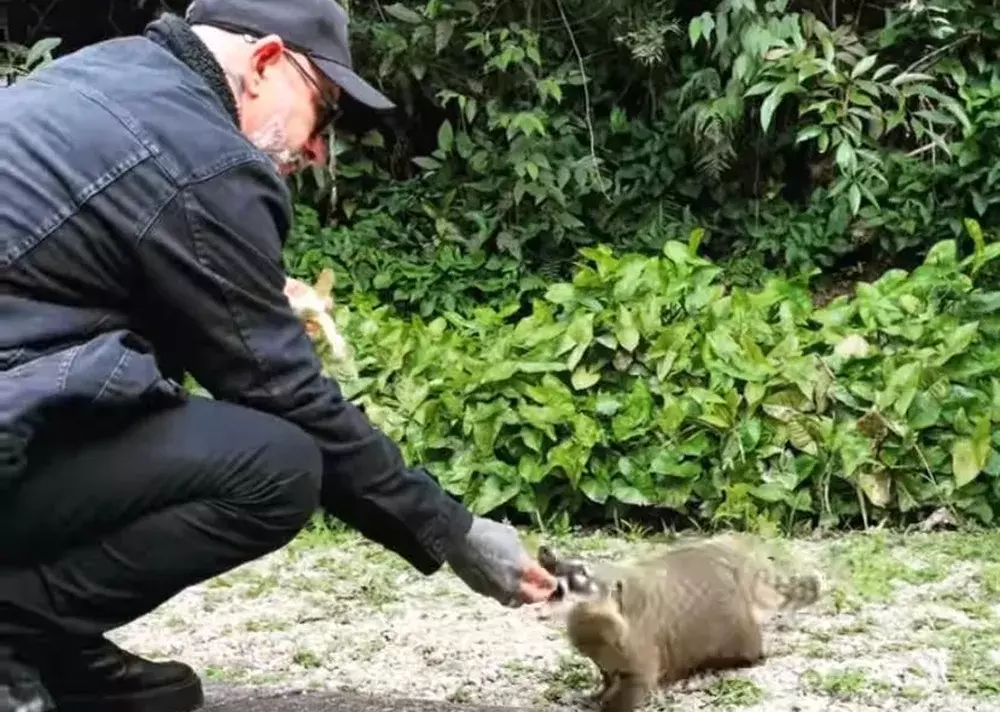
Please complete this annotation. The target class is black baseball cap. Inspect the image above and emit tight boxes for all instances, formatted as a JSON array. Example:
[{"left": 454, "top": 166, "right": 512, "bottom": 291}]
[{"left": 185, "top": 0, "right": 395, "bottom": 111}]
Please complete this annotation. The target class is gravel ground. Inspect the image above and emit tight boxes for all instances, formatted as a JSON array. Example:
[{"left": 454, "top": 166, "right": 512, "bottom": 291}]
[{"left": 110, "top": 519, "right": 1000, "bottom": 711}]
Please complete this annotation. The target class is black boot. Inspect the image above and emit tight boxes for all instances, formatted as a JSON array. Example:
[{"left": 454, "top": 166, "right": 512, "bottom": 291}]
[{"left": 31, "top": 637, "right": 203, "bottom": 712}]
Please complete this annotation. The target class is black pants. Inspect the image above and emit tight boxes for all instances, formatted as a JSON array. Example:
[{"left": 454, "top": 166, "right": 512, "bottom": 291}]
[{"left": 0, "top": 396, "right": 322, "bottom": 645}]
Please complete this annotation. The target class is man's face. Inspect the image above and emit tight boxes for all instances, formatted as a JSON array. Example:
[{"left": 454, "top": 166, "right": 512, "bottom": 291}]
[{"left": 233, "top": 34, "right": 341, "bottom": 176}]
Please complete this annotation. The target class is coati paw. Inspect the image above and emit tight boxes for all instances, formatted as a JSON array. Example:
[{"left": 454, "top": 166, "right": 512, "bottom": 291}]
[{"left": 589, "top": 670, "right": 616, "bottom": 702}]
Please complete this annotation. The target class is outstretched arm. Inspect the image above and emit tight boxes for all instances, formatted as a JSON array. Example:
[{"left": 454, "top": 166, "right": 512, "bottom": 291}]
[{"left": 136, "top": 156, "right": 472, "bottom": 575}]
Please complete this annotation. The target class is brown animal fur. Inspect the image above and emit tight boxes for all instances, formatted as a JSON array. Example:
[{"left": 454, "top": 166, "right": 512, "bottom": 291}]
[{"left": 540, "top": 535, "right": 821, "bottom": 712}]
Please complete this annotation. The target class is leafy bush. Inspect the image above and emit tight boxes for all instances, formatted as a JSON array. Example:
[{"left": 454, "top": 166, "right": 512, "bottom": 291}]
[
  {"left": 284, "top": 0, "right": 1000, "bottom": 283},
  {"left": 1, "top": 37, "right": 61, "bottom": 84},
  {"left": 14, "top": 6, "right": 1000, "bottom": 535},
  {"left": 329, "top": 224, "right": 1000, "bottom": 534},
  {"left": 284, "top": 203, "right": 547, "bottom": 318}
]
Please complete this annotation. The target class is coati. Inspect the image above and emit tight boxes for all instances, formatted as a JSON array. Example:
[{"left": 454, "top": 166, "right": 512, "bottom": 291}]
[
  {"left": 537, "top": 535, "right": 822, "bottom": 712},
  {"left": 283, "top": 268, "right": 351, "bottom": 362}
]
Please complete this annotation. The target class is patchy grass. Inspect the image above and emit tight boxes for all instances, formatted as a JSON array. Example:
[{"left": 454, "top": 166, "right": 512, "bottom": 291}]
[
  {"left": 111, "top": 517, "right": 1000, "bottom": 710},
  {"left": 540, "top": 655, "right": 594, "bottom": 704},
  {"left": 706, "top": 676, "right": 766, "bottom": 708},
  {"left": 801, "top": 666, "right": 871, "bottom": 701}
]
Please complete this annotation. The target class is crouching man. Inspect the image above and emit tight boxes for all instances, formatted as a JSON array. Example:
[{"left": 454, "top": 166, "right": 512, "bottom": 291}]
[{"left": 0, "top": 1, "right": 557, "bottom": 710}]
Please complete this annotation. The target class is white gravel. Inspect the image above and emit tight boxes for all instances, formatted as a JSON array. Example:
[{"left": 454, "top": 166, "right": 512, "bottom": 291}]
[{"left": 109, "top": 526, "right": 1000, "bottom": 711}]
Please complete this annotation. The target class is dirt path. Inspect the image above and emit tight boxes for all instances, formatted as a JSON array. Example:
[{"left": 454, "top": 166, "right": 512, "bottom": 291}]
[
  {"left": 201, "top": 682, "right": 535, "bottom": 711},
  {"left": 112, "top": 522, "right": 1000, "bottom": 711}
]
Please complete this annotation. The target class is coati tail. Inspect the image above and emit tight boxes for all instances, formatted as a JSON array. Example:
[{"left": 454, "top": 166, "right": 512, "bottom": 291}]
[
  {"left": 773, "top": 572, "right": 822, "bottom": 610},
  {"left": 750, "top": 568, "right": 822, "bottom": 614}
]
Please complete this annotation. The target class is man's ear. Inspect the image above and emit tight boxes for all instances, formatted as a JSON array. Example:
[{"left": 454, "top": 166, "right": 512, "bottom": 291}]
[{"left": 244, "top": 34, "right": 286, "bottom": 96}]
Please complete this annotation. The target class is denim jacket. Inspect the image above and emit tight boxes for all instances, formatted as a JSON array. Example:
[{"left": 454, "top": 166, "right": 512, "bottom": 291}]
[{"left": 0, "top": 14, "right": 472, "bottom": 575}]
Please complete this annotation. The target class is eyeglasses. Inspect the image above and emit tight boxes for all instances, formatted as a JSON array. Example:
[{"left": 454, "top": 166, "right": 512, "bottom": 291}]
[
  {"left": 283, "top": 50, "right": 342, "bottom": 140},
  {"left": 237, "top": 32, "right": 342, "bottom": 139}
]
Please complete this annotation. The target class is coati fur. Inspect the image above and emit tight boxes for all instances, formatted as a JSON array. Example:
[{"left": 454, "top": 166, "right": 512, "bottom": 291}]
[
  {"left": 537, "top": 535, "right": 822, "bottom": 712},
  {"left": 283, "top": 268, "right": 351, "bottom": 362}
]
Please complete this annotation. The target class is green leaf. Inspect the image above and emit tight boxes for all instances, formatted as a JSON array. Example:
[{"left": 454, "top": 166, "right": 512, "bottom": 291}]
[
  {"left": 835, "top": 140, "right": 857, "bottom": 175},
  {"left": 850, "top": 53, "right": 878, "bottom": 80},
  {"left": 595, "top": 395, "right": 621, "bottom": 417},
  {"left": 688, "top": 16, "right": 703, "bottom": 47},
  {"left": 548, "top": 440, "right": 590, "bottom": 487},
  {"left": 858, "top": 469, "right": 892, "bottom": 507},
  {"left": 614, "top": 306, "right": 640, "bottom": 353},
  {"left": 580, "top": 476, "right": 610, "bottom": 504},
  {"left": 479, "top": 361, "right": 518, "bottom": 383},
  {"left": 24, "top": 37, "right": 61, "bottom": 68},
  {"left": 745, "top": 383, "right": 766, "bottom": 409},
  {"left": 745, "top": 81, "right": 777, "bottom": 98},
  {"left": 434, "top": 20, "right": 455, "bottom": 54},
  {"left": 571, "top": 366, "right": 601, "bottom": 390},
  {"left": 890, "top": 72, "right": 935, "bottom": 87},
  {"left": 580, "top": 472, "right": 611, "bottom": 504},
  {"left": 964, "top": 217, "right": 986, "bottom": 273},
  {"left": 611, "top": 480, "right": 650, "bottom": 506},
  {"left": 952, "top": 438, "right": 982, "bottom": 488},
  {"left": 796, "top": 125, "right": 823, "bottom": 143},
  {"left": 563, "top": 312, "right": 595, "bottom": 370},
  {"left": 521, "top": 428, "right": 543, "bottom": 453},
  {"left": 384, "top": 3, "right": 424, "bottom": 23},
  {"left": 933, "top": 322, "right": 979, "bottom": 366},
  {"left": 848, "top": 183, "right": 861, "bottom": 215},
  {"left": 878, "top": 361, "right": 922, "bottom": 418},
  {"left": 972, "top": 416, "right": 992, "bottom": 469},
  {"left": 517, "top": 455, "right": 548, "bottom": 485},
  {"left": 925, "top": 240, "right": 958, "bottom": 265},
  {"left": 761, "top": 79, "right": 798, "bottom": 132},
  {"left": 687, "top": 13, "right": 714, "bottom": 47},
  {"left": 908, "top": 392, "right": 941, "bottom": 430},
  {"left": 545, "top": 283, "right": 575, "bottom": 304},
  {"left": 469, "top": 474, "right": 520, "bottom": 515},
  {"left": 788, "top": 418, "right": 818, "bottom": 455},
  {"left": 437, "top": 119, "right": 454, "bottom": 154},
  {"left": 750, "top": 483, "right": 788, "bottom": 503},
  {"left": 412, "top": 156, "right": 442, "bottom": 170}
]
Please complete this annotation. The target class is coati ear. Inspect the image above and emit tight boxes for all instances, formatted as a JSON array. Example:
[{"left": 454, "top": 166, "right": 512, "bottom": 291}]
[
  {"left": 537, "top": 544, "right": 560, "bottom": 573},
  {"left": 313, "top": 268, "right": 336, "bottom": 300}
]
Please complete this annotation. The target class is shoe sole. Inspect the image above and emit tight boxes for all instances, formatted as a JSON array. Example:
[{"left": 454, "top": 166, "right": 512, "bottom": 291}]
[{"left": 51, "top": 675, "right": 203, "bottom": 712}]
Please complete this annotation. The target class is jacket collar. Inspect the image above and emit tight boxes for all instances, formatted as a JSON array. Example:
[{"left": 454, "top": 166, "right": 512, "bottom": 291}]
[{"left": 144, "top": 12, "right": 241, "bottom": 127}]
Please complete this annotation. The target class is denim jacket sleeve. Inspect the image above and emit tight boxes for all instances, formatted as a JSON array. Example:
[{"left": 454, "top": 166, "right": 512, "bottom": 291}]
[{"left": 137, "top": 155, "right": 473, "bottom": 575}]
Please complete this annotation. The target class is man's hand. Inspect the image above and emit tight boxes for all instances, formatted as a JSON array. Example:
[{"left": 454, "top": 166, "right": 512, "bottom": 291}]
[
  {"left": 446, "top": 516, "right": 558, "bottom": 607},
  {"left": 518, "top": 556, "right": 561, "bottom": 604}
]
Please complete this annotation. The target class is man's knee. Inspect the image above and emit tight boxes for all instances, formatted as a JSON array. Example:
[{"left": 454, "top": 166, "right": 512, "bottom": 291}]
[{"left": 220, "top": 405, "right": 323, "bottom": 537}]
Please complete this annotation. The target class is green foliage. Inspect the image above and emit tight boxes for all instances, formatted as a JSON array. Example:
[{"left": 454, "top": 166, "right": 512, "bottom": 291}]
[
  {"left": 695, "top": 2, "right": 968, "bottom": 209},
  {"left": 284, "top": 203, "right": 547, "bottom": 317},
  {"left": 1, "top": 37, "right": 61, "bottom": 83},
  {"left": 328, "top": 227, "right": 1000, "bottom": 533},
  {"left": 14, "top": 6, "right": 1000, "bottom": 534},
  {"left": 287, "top": 0, "right": 1000, "bottom": 280}
]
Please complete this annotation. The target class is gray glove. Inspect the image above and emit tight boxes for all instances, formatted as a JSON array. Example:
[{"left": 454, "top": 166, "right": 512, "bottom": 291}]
[{"left": 445, "top": 515, "right": 527, "bottom": 607}]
